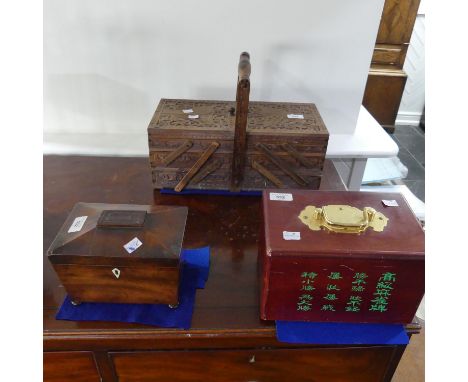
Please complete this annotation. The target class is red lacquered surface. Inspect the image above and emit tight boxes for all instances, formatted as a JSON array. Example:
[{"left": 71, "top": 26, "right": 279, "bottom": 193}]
[{"left": 260, "top": 190, "right": 425, "bottom": 323}]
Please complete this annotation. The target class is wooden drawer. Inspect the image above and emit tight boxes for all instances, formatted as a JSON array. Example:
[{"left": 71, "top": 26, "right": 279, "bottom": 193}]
[
  {"left": 44, "top": 352, "right": 100, "bottom": 382},
  {"left": 372, "top": 44, "right": 408, "bottom": 67},
  {"left": 111, "top": 347, "right": 394, "bottom": 382},
  {"left": 363, "top": 66, "right": 407, "bottom": 128}
]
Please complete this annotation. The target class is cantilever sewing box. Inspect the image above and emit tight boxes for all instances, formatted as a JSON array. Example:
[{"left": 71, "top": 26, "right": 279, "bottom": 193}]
[
  {"left": 259, "top": 190, "right": 425, "bottom": 324},
  {"left": 147, "top": 52, "right": 329, "bottom": 192},
  {"left": 47, "top": 202, "right": 188, "bottom": 306}
]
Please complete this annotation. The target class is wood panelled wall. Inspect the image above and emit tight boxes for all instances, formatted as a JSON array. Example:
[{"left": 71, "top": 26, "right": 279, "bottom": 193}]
[{"left": 363, "top": 0, "right": 421, "bottom": 133}]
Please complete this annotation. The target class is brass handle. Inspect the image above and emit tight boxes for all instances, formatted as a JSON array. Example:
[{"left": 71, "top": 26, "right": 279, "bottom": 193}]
[{"left": 299, "top": 205, "right": 388, "bottom": 234}]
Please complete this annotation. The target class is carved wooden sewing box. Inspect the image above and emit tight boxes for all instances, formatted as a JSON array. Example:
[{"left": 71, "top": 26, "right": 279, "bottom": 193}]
[
  {"left": 47, "top": 202, "right": 188, "bottom": 306},
  {"left": 148, "top": 52, "right": 329, "bottom": 192},
  {"left": 259, "top": 190, "right": 425, "bottom": 323}
]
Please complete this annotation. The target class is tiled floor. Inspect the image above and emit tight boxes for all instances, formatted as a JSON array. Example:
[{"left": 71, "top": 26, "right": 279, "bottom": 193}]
[{"left": 390, "top": 125, "right": 425, "bottom": 201}]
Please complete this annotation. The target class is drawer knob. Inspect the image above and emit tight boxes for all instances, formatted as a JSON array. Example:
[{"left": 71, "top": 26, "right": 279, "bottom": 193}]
[
  {"left": 249, "top": 355, "right": 255, "bottom": 363},
  {"left": 112, "top": 268, "right": 121, "bottom": 279}
]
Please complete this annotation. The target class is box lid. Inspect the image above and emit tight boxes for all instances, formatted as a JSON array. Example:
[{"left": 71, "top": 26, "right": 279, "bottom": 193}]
[
  {"left": 148, "top": 99, "right": 328, "bottom": 137},
  {"left": 48, "top": 203, "right": 188, "bottom": 266},
  {"left": 262, "top": 190, "right": 424, "bottom": 260}
]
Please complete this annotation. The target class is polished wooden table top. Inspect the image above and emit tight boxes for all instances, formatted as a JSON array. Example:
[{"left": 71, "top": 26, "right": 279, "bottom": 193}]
[{"left": 44, "top": 156, "right": 418, "bottom": 352}]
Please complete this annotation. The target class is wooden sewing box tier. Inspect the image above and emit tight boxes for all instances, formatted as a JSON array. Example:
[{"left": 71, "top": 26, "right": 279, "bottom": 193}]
[
  {"left": 147, "top": 53, "right": 329, "bottom": 192},
  {"left": 47, "top": 202, "right": 188, "bottom": 305},
  {"left": 259, "top": 190, "right": 425, "bottom": 324},
  {"left": 148, "top": 99, "right": 328, "bottom": 191}
]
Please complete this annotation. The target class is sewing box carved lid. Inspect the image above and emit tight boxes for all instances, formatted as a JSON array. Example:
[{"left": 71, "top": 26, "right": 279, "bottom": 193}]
[
  {"left": 259, "top": 190, "right": 425, "bottom": 324},
  {"left": 47, "top": 202, "right": 188, "bottom": 305}
]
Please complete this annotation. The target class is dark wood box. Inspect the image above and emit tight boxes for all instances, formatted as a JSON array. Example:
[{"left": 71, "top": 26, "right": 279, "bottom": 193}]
[
  {"left": 148, "top": 53, "right": 329, "bottom": 192},
  {"left": 47, "top": 203, "right": 188, "bottom": 305},
  {"left": 259, "top": 190, "right": 425, "bottom": 324}
]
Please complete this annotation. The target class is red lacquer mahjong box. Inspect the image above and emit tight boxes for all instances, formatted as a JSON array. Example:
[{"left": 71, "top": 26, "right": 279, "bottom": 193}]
[{"left": 259, "top": 190, "right": 425, "bottom": 324}]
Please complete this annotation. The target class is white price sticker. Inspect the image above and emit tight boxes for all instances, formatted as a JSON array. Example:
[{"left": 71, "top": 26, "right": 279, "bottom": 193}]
[
  {"left": 182, "top": 109, "right": 194, "bottom": 114},
  {"left": 68, "top": 216, "right": 88, "bottom": 233},
  {"left": 283, "top": 231, "right": 301, "bottom": 241},
  {"left": 124, "top": 237, "right": 143, "bottom": 254},
  {"left": 269, "top": 192, "right": 293, "bottom": 201},
  {"left": 382, "top": 199, "right": 399, "bottom": 207},
  {"left": 188, "top": 114, "right": 199, "bottom": 119},
  {"left": 287, "top": 114, "right": 304, "bottom": 119}
]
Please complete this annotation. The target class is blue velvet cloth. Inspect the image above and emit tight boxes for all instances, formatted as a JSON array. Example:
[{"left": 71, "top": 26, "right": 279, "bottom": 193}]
[
  {"left": 56, "top": 247, "right": 210, "bottom": 329},
  {"left": 160, "top": 188, "right": 261, "bottom": 196},
  {"left": 276, "top": 321, "right": 409, "bottom": 345}
]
